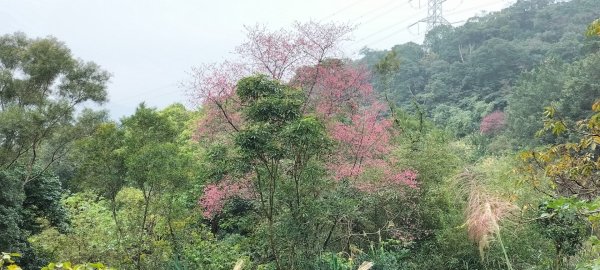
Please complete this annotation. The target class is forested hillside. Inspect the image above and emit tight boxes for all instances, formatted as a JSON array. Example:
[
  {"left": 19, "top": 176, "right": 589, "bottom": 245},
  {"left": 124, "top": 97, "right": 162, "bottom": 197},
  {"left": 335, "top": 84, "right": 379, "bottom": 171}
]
[
  {"left": 362, "top": 0, "right": 600, "bottom": 141},
  {"left": 1, "top": 0, "right": 600, "bottom": 269}
]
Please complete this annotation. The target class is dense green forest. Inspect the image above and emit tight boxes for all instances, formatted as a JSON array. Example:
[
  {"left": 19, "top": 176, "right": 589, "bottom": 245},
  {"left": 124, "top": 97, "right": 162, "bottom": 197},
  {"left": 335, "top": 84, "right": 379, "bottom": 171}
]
[{"left": 1, "top": 0, "right": 600, "bottom": 269}]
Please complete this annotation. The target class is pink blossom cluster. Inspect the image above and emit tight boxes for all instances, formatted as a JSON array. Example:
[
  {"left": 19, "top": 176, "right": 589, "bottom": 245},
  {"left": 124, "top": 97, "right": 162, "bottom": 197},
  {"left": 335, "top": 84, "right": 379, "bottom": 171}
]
[
  {"left": 329, "top": 102, "right": 418, "bottom": 192},
  {"left": 236, "top": 22, "right": 353, "bottom": 81},
  {"left": 187, "top": 61, "right": 247, "bottom": 105},
  {"left": 188, "top": 62, "right": 247, "bottom": 141},
  {"left": 194, "top": 101, "right": 242, "bottom": 142},
  {"left": 330, "top": 103, "right": 392, "bottom": 180},
  {"left": 199, "top": 178, "right": 250, "bottom": 219},
  {"left": 292, "top": 61, "right": 373, "bottom": 117},
  {"left": 386, "top": 169, "right": 418, "bottom": 189},
  {"left": 479, "top": 111, "right": 506, "bottom": 135}
]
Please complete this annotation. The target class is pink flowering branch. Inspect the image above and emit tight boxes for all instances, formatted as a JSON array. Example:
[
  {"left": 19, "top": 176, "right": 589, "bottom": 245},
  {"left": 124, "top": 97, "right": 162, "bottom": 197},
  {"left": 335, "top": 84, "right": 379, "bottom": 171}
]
[
  {"left": 327, "top": 101, "right": 418, "bottom": 192},
  {"left": 187, "top": 62, "right": 249, "bottom": 140},
  {"left": 187, "top": 61, "right": 247, "bottom": 105},
  {"left": 292, "top": 60, "right": 373, "bottom": 117},
  {"left": 236, "top": 25, "right": 304, "bottom": 81},
  {"left": 293, "top": 21, "right": 354, "bottom": 63},
  {"left": 235, "top": 21, "right": 353, "bottom": 82},
  {"left": 330, "top": 102, "right": 391, "bottom": 177}
]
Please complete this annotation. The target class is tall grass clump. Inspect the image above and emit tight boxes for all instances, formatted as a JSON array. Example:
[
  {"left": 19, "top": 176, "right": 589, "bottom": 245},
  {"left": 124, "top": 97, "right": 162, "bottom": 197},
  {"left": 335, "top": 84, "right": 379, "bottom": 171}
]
[{"left": 461, "top": 171, "right": 517, "bottom": 270}]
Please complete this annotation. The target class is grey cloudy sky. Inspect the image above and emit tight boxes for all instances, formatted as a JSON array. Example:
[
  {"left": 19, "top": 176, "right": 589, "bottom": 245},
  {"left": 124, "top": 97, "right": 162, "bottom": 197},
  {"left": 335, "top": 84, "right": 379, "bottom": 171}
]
[{"left": 0, "top": 0, "right": 510, "bottom": 118}]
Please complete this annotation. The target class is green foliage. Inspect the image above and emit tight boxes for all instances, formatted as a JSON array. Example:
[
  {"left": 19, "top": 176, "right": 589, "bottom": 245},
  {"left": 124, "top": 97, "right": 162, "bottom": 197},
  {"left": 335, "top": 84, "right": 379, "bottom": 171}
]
[
  {"left": 519, "top": 99, "right": 600, "bottom": 268},
  {"left": 537, "top": 198, "right": 589, "bottom": 257},
  {"left": 431, "top": 105, "right": 476, "bottom": 138},
  {"left": 315, "top": 253, "right": 354, "bottom": 270},
  {"left": 29, "top": 193, "right": 118, "bottom": 267},
  {"left": 70, "top": 122, "right": 125, "bottom": 198},
  {"left": 26, "top": 103, "right": 208, "bottom": 269},
  {"left": 0, "top": 33, "right": 108, "bottom": 268},
  {"left": 0, "top": 33, "right": 109, "bottom": 170},
  {"left": 29, "top": 187, "right": 246, "bottom": 270},
  {"left": 232, "top": 75, "right": 335, "bottom": 268},
  {"left": 508, "top": 51, "right": 600, "bottom": 146},
  {"left": 41, "top": 262, "right": 112, "bottom": 270},
  {"left": 386, "top": 114, "right": 481, "bottom": 269},
  {"left": 1, "top": 252, "right": 113, "bottom": 270},
  {"left": 177, "top": 232, "right": 248, "bottom": 270},
  {"left": 1, "top": 252, "right": 22, "bottom": 270},
  {"left": 586, "top": 19, "right": 600, "bottom": 37},
  {"left": 0, "top": 170, "right": 27, "bottom": 252},
  {"left": 355, "top": 240, "right": 410, "bottom": 270},
  {"left": 576, "top": 236, "right": 600, "bottom": 269},
  {"left": 521, "top": 100, "right": 600, "bottom": 197},
  {"left": 22, "top": 172, "right": 69, "bottom": 234},
  {"left": 0, "top": 168, "right": 70, "bottom": 268},
  {"left": 507, "top": 58, "right": 565, "bottom": 145}
]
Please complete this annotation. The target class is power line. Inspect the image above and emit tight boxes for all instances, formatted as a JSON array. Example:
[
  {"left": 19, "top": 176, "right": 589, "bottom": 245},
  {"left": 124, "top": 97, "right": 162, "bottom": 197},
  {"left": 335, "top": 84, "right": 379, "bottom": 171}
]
[
  {"left": 117, "top": 82, "right": 178, "bottom": 102},
  {"left": 349, "top": 0, "right": 398, "bottom": 22},
  {"left": 319, "top": 0, "right": 366, "bottom": 21},
  {"left": 445, "top": 0, "right": 465, "bottom": 12},
  {"left": 349, "top": 22, "right": 416, "bottom": 54},
  {"left": 352, "top": 13, "right": 423, "bottom": 45},
  {"left": 355, "top": 20, "right": 412, "bottom": 43},
  {"left": 338, "top": 1, "right": 417, "bottom": 52},
  {"left": 370, "top": 26, "right": 412, "bottom": 47},
  {"left": 348, "top": 0, "right": 509, "bottom": 53},
  {"left": 406, "top": 0, "right": 506, "bottom": 35},
  {"left": 445, "top": 0, "right": 507, "bottom": 17},
  {"left": 359, "top": 1, "right": 411, "bottom": 26}
]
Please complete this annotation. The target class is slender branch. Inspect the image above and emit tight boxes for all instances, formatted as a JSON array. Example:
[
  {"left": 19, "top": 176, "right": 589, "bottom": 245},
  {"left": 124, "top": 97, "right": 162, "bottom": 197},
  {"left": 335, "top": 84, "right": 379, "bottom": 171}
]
[{"left": 213, "top": 100, "right": 239, "bottom": 132}]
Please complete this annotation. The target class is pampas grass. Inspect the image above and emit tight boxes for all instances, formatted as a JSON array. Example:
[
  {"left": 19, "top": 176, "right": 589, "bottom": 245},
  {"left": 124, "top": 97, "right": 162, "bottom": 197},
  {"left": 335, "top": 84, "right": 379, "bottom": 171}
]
[
  {"left": 233, "top": 259, "right": 245, "bottom": 270},
  {"left": 357, "top": 261, "right": 374, "bottom": 270},
  {"left": 460, "top": 170, "right": 517, "bottom": 269}
]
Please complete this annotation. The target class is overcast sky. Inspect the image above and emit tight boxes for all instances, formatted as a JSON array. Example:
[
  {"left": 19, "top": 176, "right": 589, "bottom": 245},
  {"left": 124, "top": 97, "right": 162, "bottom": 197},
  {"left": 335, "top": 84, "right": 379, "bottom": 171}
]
[{"left": 0, "top": 0, "right": 511, "bottom": 118}]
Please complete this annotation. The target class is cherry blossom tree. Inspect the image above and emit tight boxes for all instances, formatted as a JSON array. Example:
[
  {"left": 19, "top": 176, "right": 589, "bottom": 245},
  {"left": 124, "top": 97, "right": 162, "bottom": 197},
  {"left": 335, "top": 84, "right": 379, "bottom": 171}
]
[
  {"left": 192, "top": 20, "right": 418, "bottom": 203},
  {"left": 480, "top": 111, "right": 506, "bottom": 135},
  {"left": 191, "top": 22, "right": 420, "bottom": 268}
]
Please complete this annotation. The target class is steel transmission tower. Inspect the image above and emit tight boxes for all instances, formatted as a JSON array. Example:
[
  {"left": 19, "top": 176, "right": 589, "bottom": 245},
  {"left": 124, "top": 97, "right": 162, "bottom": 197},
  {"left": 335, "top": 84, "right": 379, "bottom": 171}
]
[{"left": 410, "top": 0, "right": 450, "bottom": 33}]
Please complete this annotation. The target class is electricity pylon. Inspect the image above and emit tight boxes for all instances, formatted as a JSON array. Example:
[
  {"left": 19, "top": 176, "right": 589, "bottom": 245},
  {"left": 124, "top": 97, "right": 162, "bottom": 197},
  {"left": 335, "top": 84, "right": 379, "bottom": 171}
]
[{"left": 409, "top": 0, "right": 450, "bottom": 33}]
